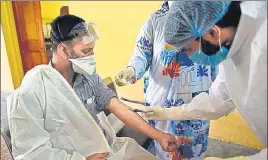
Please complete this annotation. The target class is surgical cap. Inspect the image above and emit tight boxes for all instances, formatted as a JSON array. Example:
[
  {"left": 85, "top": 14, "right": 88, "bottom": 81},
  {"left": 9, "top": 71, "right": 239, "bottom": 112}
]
[{"left": 164, "top": 1, "right": 231, "bottom": 50}]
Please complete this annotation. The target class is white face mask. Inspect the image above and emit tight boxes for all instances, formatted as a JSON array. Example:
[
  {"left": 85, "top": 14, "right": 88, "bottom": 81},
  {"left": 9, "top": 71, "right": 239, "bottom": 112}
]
[{"left": 69, "top": 55, "right": 96, "bottom": 75}]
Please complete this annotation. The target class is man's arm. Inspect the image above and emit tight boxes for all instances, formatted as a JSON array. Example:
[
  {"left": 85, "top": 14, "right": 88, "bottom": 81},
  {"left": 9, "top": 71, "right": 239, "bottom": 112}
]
[
  {"left": 107, "top": 98, "right": 164, "bottom": 141},
  {"left": 107, "top": 97, "right": 182, "bottom": 152},
  {"left": 7, "top": 92, "right": 86, "bottom": 160},
  {"left": 94, "top": 75, "right": 179, "bottom": 152}
]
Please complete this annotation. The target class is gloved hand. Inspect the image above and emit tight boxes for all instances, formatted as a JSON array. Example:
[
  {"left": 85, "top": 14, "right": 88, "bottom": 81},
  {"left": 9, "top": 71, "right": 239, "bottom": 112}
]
[
  {"left": 140, "top": 105, "right": 206, "bottom": 121},
  {"left": 140, "top": 106, "right": 183, "bottom": 120},
  {"left": 205, "top": 156, "right": 248, "bottom": 160},
  {"left": 115, "top": 67, "right": 136, "bottom": 87}
]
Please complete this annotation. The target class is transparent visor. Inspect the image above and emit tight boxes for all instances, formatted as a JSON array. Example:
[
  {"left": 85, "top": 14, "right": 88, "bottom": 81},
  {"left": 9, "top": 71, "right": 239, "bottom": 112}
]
[{"left": 69, "top": 22, "right": 99, "bottom": 44}]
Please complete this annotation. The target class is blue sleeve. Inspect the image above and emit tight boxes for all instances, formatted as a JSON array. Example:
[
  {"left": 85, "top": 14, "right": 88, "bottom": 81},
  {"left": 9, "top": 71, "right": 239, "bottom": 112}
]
[
  {"left": 128, "top": 15, "right": 154, "bottom": 83},
  {"left": 211, "top": 65, "right": 219, "bottom": 82}
]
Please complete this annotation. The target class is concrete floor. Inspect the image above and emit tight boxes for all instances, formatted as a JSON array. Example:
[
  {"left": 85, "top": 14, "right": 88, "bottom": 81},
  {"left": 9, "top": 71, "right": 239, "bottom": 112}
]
[{"left": 207, "top": 138, "right": 260, "bottom": 158}]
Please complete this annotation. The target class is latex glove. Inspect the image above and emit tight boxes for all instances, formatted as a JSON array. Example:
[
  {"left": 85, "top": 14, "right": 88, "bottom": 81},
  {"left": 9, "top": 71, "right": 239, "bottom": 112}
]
[
  {"left": 205, "top": 156, "right": 248, "bottom": 160},
  {"left": 141, "top": 106, "right": 206, "bottom": 121},
  {"left": 115, "top": 67, "right": 136, "bottom": 87}
]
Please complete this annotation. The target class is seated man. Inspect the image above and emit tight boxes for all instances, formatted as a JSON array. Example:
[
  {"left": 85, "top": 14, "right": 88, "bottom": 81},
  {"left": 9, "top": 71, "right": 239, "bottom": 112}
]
[{"left": 7, "top": 15, "right": 183, "bottom": 160}]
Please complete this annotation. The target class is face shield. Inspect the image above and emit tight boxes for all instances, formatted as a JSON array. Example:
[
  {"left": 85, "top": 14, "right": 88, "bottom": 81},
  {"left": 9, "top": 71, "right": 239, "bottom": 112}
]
[
  {"left": 69, "top": 22, "right": 99, "bottom": 44},
  {"left": 52, "top": 22, "right": 99, "bottom": 44}
]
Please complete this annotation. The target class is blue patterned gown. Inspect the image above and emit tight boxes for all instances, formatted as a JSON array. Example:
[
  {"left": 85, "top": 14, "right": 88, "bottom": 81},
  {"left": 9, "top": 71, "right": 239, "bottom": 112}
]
[{"left": 127, "top": 2, "right": 218, "bottom": 160}]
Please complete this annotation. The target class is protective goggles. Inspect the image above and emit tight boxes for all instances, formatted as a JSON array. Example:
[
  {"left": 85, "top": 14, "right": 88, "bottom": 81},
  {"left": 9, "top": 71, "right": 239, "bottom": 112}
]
[{"left": 52, "top": 22, "right": 99, "bottom": 44}]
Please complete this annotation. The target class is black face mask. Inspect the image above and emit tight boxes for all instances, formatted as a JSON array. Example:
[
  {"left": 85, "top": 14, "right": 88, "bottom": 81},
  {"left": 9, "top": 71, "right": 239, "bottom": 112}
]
[{"left": 200, "top": 37, "right": 231, "bottom": 56}]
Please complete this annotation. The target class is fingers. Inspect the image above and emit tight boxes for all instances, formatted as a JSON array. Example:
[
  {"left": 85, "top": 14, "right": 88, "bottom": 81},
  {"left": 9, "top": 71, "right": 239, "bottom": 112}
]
[
  {"left": 175, "top": 136, "right": 192, "bottom": 145},
  {"left": 98, "top": 152, "right": 110, "bottom": 158},
  {"left": 122, "top": 72, "right": 131, "bottom": 81},
  {"left": 115, "top": 78, "right": 128, "bottom": 87},
  {"left": 115, "top": 71, "right": 129, "bottom": 87},
  {"left": 115, "top": 72, "right": 127, "bottom": 87},
  {"left": 115, "top": 70, "right": 124, "bottom": 80}
]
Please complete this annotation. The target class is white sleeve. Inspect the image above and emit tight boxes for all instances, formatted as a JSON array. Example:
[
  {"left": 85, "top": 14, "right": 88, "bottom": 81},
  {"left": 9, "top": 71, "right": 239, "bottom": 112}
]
[
  {"left": 7, "top": 92, "right": 85, "bottom": 160},
  {"left": 180, "top": 64, "right": 236, "bottom": 120}
]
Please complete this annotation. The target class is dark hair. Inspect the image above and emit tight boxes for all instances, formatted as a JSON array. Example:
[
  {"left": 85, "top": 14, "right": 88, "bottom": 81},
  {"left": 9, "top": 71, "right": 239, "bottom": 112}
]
[
  {"left": 201, "top": 1, "right": 242, "bottom": 56},
  {"left": 50, "top": 15, "right": 85, "bottom": 52},
  {"left": 216, "top": 1, "right": 242, "bottom": 28}
]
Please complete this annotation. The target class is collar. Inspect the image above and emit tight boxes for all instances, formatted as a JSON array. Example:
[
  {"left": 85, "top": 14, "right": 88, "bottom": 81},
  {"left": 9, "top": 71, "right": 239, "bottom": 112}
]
[{"left": 49, "top": 60, "right": 82, "bottom": 85}]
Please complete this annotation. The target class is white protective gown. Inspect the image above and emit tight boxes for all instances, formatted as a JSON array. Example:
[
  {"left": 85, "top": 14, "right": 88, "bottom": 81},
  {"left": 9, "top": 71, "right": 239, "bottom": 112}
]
[
  {"left": 173, "top": 1, "right": 267, "bottom": 158},
  {"left": 7, "top": 65, "right": 157, "bottom": 160}
]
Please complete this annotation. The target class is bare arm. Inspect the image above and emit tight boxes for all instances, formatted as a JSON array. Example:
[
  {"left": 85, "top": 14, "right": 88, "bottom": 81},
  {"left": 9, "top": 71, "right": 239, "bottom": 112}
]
[{"left": 107, "top": 97, "right": 177, "bottom": 152}]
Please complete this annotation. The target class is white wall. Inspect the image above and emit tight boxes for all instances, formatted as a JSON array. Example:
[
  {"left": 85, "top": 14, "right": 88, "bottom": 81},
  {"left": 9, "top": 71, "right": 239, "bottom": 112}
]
[{"left": 1, "top": 25, "right": 14, "bottom": 92}]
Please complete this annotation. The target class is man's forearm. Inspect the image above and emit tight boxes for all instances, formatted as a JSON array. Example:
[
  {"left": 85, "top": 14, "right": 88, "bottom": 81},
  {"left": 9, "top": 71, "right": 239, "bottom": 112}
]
[{"left": 107, "top": 98, "right": 164, "bottom": 141}]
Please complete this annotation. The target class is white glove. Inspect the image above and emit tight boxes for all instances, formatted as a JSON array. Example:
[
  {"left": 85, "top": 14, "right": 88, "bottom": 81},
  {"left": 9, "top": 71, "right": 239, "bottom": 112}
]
[
  {"left": 115, "top": 66, "right": 136, "bottom": 87},
  {"left": 141, "top": 106, "right": 184, "bottom": 120},
  {"left": 141, "top": 105, "right": 207, "bottom": 121}
]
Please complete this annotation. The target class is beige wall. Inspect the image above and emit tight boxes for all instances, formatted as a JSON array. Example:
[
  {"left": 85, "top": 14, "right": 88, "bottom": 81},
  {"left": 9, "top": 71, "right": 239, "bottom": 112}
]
[{"left": 1, "top": 25, "right": 14, "bottom": 92}]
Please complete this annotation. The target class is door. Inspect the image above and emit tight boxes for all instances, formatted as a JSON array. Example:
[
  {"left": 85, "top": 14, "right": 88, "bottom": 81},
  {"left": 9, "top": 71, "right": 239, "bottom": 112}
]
[{"left": 12, "top": 1, "right": 48, "bottom": 73}]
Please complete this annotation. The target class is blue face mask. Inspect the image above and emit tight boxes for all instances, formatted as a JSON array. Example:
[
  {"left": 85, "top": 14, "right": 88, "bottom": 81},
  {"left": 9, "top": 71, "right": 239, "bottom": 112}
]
[
  {"left": 189, "top": 28, "right": 229, "bottom": 66},
  {"left": 189, "top": 45, "right": 228, "bottom": 66}
]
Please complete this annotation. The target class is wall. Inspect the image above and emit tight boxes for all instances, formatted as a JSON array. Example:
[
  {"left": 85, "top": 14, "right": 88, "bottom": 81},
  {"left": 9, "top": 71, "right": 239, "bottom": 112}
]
[{"left": 1, "top": 26, "right": 14, "bottom": 92}]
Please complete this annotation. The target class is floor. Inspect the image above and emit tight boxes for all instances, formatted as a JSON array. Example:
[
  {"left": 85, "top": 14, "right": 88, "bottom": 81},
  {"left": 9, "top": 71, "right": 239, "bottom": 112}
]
[{"left": 207, "top": 138, "right": 260, "bottom": 158}]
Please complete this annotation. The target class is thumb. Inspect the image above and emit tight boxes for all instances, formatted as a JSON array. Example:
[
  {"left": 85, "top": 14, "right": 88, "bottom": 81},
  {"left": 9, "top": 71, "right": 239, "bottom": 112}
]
[{"left": 141, "top": 110, "right": 155, "bottom": 117}]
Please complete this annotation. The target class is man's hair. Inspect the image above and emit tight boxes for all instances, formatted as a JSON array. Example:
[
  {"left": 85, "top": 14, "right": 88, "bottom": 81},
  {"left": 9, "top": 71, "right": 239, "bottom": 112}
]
[
  {"left": 216, "top": 1, "right": 242, "bottom": 28},
  {"left": 50, "top": 15, "right": 85, "bottom": 52}
]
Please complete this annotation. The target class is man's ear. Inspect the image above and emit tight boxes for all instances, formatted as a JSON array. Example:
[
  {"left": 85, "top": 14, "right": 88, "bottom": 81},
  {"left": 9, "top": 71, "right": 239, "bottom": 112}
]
[{"left": 57, "top": 43, "right": 69, "bottom": 59}]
